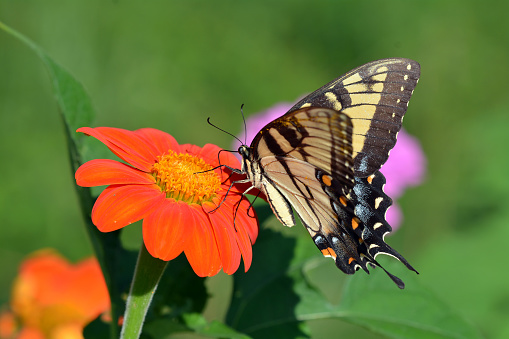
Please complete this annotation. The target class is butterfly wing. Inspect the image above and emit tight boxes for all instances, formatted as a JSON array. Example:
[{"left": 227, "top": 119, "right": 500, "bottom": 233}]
[
  {"left": 288, "top": 58, "right": 420, "bottom": 177},
  {"left": 259, "top": 156, "right": 366, "bottom": 272},
  {"left": 260, "top": 157, "right": 416, "bottom": 288},
  {"left": 249, "top": 107, "right": 416, "bottom": 287},
  {"left": 352, "top": 171, "right": 415, "bottom": 269},
  {"left": 251, "top": 107, "right": 354, "bottom": 190}
]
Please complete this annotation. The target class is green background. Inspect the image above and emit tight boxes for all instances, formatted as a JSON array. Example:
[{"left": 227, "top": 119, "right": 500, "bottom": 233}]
[{"left": 1, "top": 1, "right": 508, "bottom": 338}]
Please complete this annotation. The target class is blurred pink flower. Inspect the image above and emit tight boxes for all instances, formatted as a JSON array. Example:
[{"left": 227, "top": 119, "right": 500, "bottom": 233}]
[
  {"left": 379, "top": 128, "right": 426, "bottom": 229},
  {"left": 234, "top": 103, "right": 426, "bottom": 231}
]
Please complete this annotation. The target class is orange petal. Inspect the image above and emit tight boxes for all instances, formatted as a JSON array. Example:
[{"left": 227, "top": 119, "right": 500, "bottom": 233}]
[
  {"left": 194, "top": 144, "right": 224, "bottom": 167},
  {"left": 231, "top": 196, "right": 258, "bottom": 271},
  {"left": 142, "top": 199, "right": 190, "bottom": 261},
  {"left": 92, "top": 184, "right": 165, "bottom": 232},
  {"left": 203, "top": 201, "right": 241, "bottom": 275},
  {"left": 62, "top": 258, "right": 110, "bottom": 320},
  {"left": 12, "top": 250, "right": 70, "bottom": 314},
  {"left": 75, "top": 159, "right": 155, "bottom": 187},
  {"left": 212, "top": 144, "right": 242, "bottom": 169},
  {"left": 11, "top": 251, "right": 109, "bottom": 336},
  {"left": 235, "top": 195, "right": 259, "bottom": 245},
  {"left": 17, "top": 328, "right": 45, "bottom": 339},
  {"left": 184, "top": 205, "right": 222, "bottom": 277},
  {"left": 134, "top": 128, "right": 179, "bottom": 157},
  {"left": 0, "top": 310, "right": 16, "bottom": 339},
  {"left": 77, "top": 127, "right": 158, "bottom": 172},
  {"left": 185, "top": 143, "right": 241, "bottom": 170}
]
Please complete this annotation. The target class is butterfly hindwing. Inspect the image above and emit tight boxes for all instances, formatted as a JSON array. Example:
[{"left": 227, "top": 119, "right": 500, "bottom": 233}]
[
  {"left": 351, "top": 171, "right": 418, "bottom": 274},
  {"left": 260, "top": 157, "right": 368, "bottom": 275},
  {"left": 289, "top": 58, "right": 420, "bottom": 177}
]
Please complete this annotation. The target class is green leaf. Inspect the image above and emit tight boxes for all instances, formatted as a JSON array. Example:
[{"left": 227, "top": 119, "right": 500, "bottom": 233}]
[
  {"left": 183, "top": 313, "right": 252, "bottom": 339},
  {"left": 226, "top": 222, "right": 312, "bottom": 339},
  {"left": 0, "top": 21, "right": 124, "bottom": 338},
  {"left": 336, "top": 264, "right": 481, "bottom": 339},
  {"left": 144, "top": 314, "right": 251, "bottom": 339},
  {"left": 227, "top": 211, "right": 481, "bottom": 339}
]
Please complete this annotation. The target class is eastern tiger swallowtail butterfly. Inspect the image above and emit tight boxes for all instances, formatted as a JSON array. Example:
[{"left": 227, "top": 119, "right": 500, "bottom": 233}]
[{"left": 234, "top": 58, "right": 420, "bottom": 288}]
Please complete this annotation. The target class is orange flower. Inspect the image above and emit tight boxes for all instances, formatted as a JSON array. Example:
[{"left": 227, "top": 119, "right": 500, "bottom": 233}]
[
  {"left": 75, "top": 127, "right": 258, "bottom": 277},
  {"left": 4, "top": 250, "right": 109, "bottom": 339},
  {"left": 0, "top": 310, "right": 16, "bottom": 339}
]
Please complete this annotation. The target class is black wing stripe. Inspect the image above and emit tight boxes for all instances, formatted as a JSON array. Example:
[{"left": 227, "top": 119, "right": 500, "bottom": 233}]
[
  {"left": 287, "top": 58, "right": 420, "bottom": 177},
  {"left": 253, "top": 108, "right": 355, "bottom": 188}
]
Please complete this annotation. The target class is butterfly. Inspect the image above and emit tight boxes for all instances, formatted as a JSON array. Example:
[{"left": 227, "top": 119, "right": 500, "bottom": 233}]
[{"left": 233, "top": 58, "right": 420, "bottom": 288}]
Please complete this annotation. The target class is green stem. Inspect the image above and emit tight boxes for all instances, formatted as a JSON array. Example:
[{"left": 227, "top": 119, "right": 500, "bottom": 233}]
[{"left": 120, "top": 242, "right": 168, "bottom": 339}]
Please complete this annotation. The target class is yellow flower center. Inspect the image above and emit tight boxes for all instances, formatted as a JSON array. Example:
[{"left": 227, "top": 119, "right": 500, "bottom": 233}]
[{"left": 151, "top": 150, "right": 221, "bottom": 204}]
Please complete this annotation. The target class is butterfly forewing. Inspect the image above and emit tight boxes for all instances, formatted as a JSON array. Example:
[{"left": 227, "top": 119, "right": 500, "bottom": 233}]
[
  {"left": 252, "top": 107, "right": 355, "bottom": 190},
  {"left": 289, "top": 58, "right": 420, "bottom": 177}
]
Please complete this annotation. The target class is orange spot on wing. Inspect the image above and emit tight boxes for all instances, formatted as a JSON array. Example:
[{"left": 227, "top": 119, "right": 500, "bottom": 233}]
[
  {"left": 339, "top": 196, "right": 348, "bottom": 206},
  {"left": 367, "top": 175, "right": 374, "bottom": 184},
  {"left": 348, "top": 257, "right": 355, "bottom": 264},
  {"left": 322, "top": 175, "right": 332, "bottom": 186},
  {"left": 351, "top": 217, "right": 360, "bottom": 230},
  {"left": 321, "top": 248, "right": 336, "bottom": 258}
]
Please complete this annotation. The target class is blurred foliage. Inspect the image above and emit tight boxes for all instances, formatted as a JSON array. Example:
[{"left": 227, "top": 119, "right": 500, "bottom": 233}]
[{"left": 1, "top": 0, "right": 509, "bottom": 338}]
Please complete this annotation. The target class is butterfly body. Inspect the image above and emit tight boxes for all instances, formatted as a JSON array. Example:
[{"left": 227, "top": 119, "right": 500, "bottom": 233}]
[{"left": 236, "top": 58, "right": 420, "bottom": 288}]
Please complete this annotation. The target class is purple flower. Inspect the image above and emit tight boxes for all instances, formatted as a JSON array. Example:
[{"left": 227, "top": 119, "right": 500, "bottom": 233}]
[{"left": 234, "top": 103, "right": 426, "bottom": 231}]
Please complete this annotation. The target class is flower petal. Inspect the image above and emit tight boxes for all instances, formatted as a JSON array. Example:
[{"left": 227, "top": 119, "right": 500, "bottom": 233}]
[
  {"left": 381, "top": 129, "right": 426, "bottom": 198},
  {"left": 134, "top": 128, "right": 180, "bottom": 157},
  {"left": 236, "top": 197, "right": 259, "bottom": 245},
  {"left": 213, "top": 145, "right": 242, "bottom": 169},
  {"left": 0, "top": 310, "right": 16, "bottom": 339},
  {"left": 203, "top": 201, "right": 241, "bottom": 275},
  {"left": 184, "top": 205, "right": 222, "bottom": 277},
  {"left": 77, "top": 127, "right": 159, "bottom": 172},
  {"left": 17, "top": 328, "right": 45, "bottom": 339},
  {"left": 92, "top": 184, "right": 165, "bottom": 232},
  {"left": 232, "top": 196, "right": 259, "bottom": 271},
  {"left": 210, "top": 194, "right": 259, "bottom": 246},
  {"left": 63, "top": 258, "right": 110, "bottom": 320},
  {"left": 75, "top": 159, "right": 155, "bottom": 187},
  {"left": 180, "top": 143, "right": 239, "bottom": 169},
  {"left": 195, "top": 143, "right": 227, "bottom": 168},
  {"left": 142, "top": 199, "right": 190, "bottom": 261}
]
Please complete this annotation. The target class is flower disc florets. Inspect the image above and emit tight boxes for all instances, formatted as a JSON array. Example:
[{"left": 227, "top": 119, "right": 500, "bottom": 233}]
[{"left": 152, "top": 150, "right": 220, "bottom": 204}]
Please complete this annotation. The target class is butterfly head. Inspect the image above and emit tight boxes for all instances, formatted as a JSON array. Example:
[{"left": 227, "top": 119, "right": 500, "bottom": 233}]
[
  {"left": 237, "top": 144, "right": 256, "bottom": 179},
  {"left": 238, "top": 145, "right": 251, "bottom": 160}
]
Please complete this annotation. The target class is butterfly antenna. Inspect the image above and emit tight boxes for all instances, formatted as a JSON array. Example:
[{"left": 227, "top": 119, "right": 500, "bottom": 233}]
[
  {"left": 240, "top": 104, "right": 247, "bottom": 145},
  {"left": 207, "top": 117, "right": 243, "bottom": 145}
]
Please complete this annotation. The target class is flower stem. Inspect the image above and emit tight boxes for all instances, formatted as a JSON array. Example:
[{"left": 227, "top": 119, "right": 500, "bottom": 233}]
[{"left": 120, "top": 242, "right": 168, "bottom": 339}]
